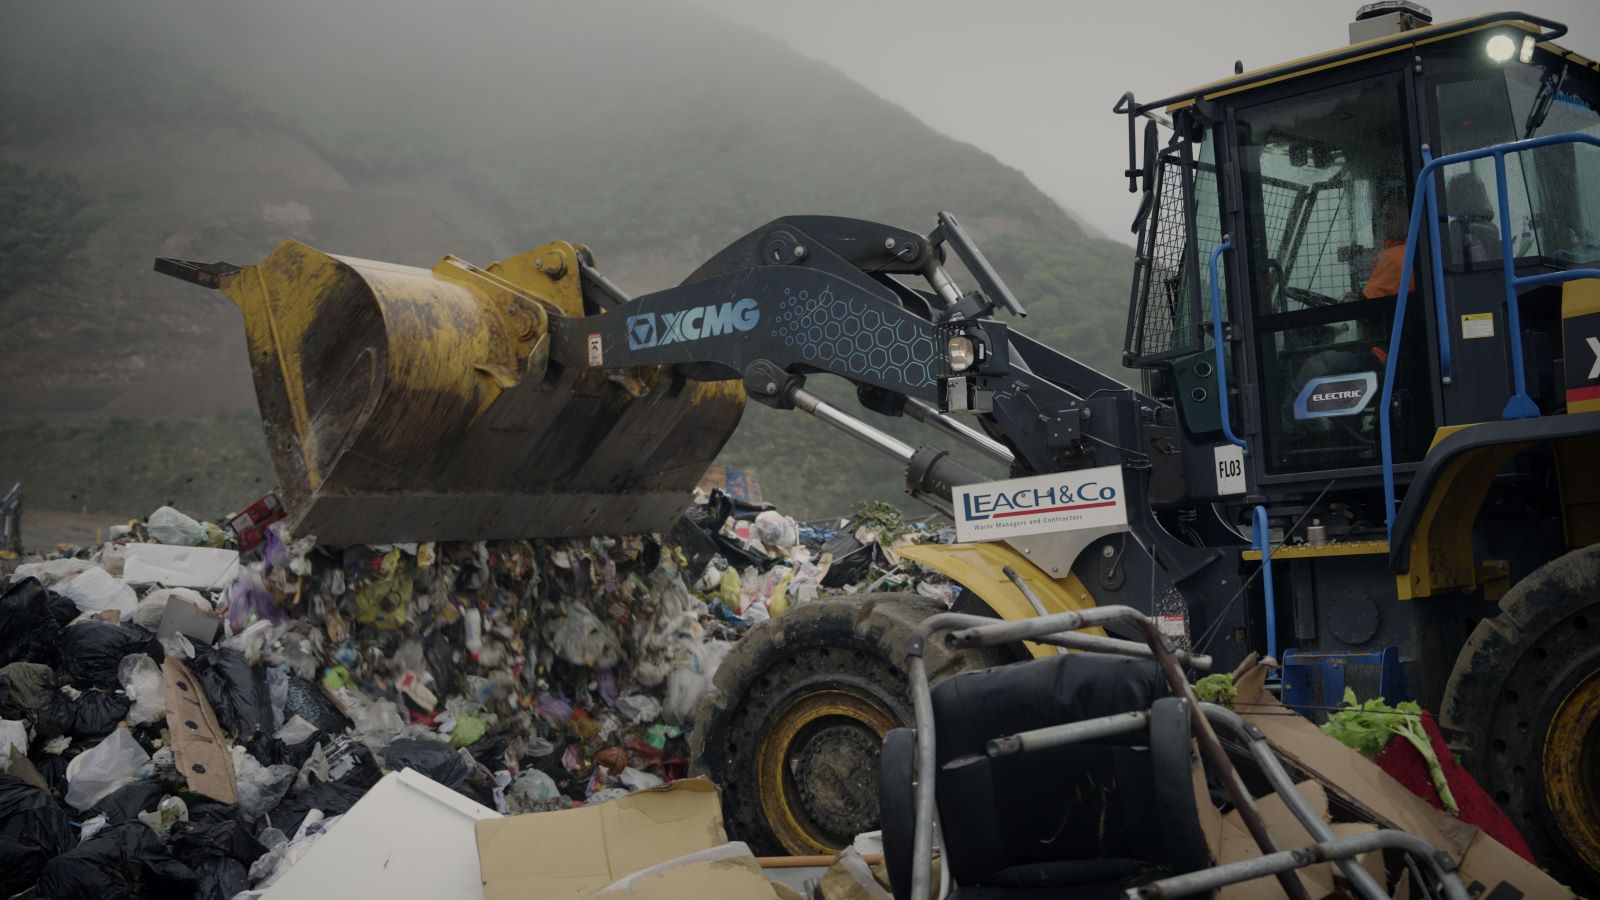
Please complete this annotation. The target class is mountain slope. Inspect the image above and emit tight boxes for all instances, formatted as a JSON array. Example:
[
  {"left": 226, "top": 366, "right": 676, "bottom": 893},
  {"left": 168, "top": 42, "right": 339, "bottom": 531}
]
[{"left": 0, "top": 0, "right": 1135, "bottom": 521}]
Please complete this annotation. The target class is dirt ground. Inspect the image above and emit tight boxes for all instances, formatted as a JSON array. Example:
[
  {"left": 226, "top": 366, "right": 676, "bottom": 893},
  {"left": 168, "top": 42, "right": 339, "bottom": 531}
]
[{"left": 11, "top": 507, "right": 135, "bottom": 552}]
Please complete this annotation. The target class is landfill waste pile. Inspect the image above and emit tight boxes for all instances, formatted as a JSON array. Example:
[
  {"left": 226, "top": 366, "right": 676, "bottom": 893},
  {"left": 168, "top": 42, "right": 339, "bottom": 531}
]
[{"left": 0, "top": 489, "right": 959, "bottom": 899}]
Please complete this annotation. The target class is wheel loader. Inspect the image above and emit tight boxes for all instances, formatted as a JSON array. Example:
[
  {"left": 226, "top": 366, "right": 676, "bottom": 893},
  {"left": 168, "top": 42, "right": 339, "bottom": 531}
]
[{"left": 156, "top": 4, "right": 1600, "bottom": 890}]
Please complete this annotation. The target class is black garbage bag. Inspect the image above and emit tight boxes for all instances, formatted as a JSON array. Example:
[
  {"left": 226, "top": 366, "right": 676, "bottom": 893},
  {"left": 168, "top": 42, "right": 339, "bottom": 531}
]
[
  {"left": 282, "top": 676, "right": 348, "bottom": 734},
  {"left": 381, "top": 738, "right": 467, "bottom": 788},
  {"left": 36, "top": 821, "right": 195, "bottom": 900},
  {"left": 821, "top": 533, "right": 873, "bottom": 587},
  {"left": 0, "top": 773, "right": 74, "bottom": 896},
  {"left": 58, "top": 621, "right": 155, "bottom": 690},
  {"left": 35, "top": 752, "right": 69, "bottom": 798},
  {"left": 190, "top": 646, "right": 268, "bottom": 741},
  {"left": 33, "top": 694, "right": 77, "bottom": 741},
  {"left": 167, "top": 804, "right": 266, "bottom": 869},
  {"left": 192, "top": 857, "right": 250, "bottom": 900},
  {"left": 0, "top": 578, "right": 62, "bottom": 667},
  {"left": 0, "top": 662, "right": 56, "bottom": 719},
  {"left": 93, "top": 781, "right": 166, "bottom": 824},
  {"left": 69, "top": 690, "right": 133, "bottom": 739},
  {"left": 268, "top": 778, "right": 369, "bottom": 837}
]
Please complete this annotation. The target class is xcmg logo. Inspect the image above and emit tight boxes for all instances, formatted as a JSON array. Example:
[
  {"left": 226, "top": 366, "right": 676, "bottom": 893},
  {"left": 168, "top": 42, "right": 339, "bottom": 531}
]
[{"left": 626, "top": 298, "right": 760, "bottom": 350}]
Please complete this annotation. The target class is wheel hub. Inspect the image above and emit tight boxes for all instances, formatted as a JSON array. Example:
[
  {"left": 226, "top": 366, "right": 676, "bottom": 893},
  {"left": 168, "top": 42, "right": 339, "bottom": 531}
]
[
  {"left": 791, "top": 721, "right": 883, "bottom": 839},
  {"left": 757, "top": 688, "right": 897, "bottom": 855}
]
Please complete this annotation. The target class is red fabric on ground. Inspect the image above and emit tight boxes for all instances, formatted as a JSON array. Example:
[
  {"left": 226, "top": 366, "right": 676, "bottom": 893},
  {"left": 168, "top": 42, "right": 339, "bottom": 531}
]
[{"left": 1373, "top": 709, "right": 1536, "bottom": 863}]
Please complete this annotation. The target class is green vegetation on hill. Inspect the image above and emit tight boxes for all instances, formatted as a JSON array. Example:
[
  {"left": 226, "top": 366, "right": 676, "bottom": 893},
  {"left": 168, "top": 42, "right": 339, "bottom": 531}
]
[
  {"left": 0, "top": 164, "right": 101, "bottom": 300},
  {"left": 0, "top": 0, "right": 1136, "bottom": 522}
]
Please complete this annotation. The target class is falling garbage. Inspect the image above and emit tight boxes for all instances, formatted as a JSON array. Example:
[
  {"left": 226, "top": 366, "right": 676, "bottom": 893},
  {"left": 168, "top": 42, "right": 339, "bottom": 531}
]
[{"left": 0, "top": 487, "right": 955, "bottom": 899}]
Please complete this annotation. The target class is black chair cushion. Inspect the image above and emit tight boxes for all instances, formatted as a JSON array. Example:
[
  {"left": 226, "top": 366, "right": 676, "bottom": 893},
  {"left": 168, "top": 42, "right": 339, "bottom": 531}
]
[
  {"left": 880, "top": 727, "right": 917, "bottom": 900},
  {"left": 929, "top": 654, "right": 1171, "bottom": 885}
]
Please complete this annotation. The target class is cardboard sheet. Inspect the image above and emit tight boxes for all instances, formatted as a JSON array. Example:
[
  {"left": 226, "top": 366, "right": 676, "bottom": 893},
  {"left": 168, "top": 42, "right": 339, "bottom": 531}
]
[
  {"left": 475, "top": 777, "right": 726, "bottom": 900},
  {"left": 1233, "top": 661, "right": 1570, "bottom": 899},
  {"left": 161, "top": 657, "right": 236, "bottom": 803},
  {"left": 589, "top": 842, "right": 786, "bottom": 899}
]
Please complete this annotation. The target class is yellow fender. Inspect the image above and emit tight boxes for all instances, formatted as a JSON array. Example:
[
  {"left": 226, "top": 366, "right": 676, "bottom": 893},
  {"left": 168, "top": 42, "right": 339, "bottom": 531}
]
[{"left": 897, "top": 541, "right": 1102, "bottom": 658}]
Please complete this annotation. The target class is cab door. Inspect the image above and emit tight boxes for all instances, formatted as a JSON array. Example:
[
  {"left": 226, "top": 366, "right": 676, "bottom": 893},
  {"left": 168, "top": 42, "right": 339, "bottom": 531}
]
[{"left": 1225, "top": 64, "right": 1440, "bottom": 482}]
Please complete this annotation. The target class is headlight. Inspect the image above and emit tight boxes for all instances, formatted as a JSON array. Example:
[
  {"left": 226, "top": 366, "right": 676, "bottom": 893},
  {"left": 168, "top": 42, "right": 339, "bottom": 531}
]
[
  {"left": 1485, "top": 33, "right": 1516, "bottom": 63},
  {"left": 1520, "top": 34, "right": 1536, "bottom": 64},
  {"left": 947, "top": 335, "right": 976, "bottom": 372}
]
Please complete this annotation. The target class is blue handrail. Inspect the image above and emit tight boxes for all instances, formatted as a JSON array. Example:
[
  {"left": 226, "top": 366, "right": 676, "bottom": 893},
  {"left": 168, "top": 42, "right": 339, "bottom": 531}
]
[
  {"left": 1208, "top": 236, "right": 1247, "bottom": 450},
  {"left": 1252, "top": 505, "right": 1279, "bottom": 666},
  {"left": 1380, "top": 132, "right": 1600, "bottom": 536}
]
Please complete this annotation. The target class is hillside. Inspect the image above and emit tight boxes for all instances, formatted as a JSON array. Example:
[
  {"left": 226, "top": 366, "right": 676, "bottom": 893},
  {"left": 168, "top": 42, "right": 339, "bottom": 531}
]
[{"left": 0, "top": 0, "right": 1135, "bottom": 524}]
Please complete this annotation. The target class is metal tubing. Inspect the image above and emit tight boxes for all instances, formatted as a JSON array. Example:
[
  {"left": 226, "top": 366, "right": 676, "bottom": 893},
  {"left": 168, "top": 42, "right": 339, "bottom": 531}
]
[
  {"left": 790, "top": 387, "right": 917, "bottom": 463},
  {"left": 905, "top": 398, "right": 1015, "bottom": 465},
  {"left": 1001, "top": 564, "right": 1064, "bottom": 655},
  {"left": 1125, "top": 616, "right": 1311, "bottom": 900},
  {"left": 912, "top": 607, "right": 1309, "bottom": 900},
  {"left": 944, "top": 605, "right": 1140, "bottom": 647},
  {"left": 1201, "top": 705, "right": 1388, "bottom": 900},
  {"left": 1493, "top": 151, "right": 1537, "bottom": 419},
  {"left": 1126, "top": 829, "right": 1469, "bottom": 900},
  {"left": 924, "top": 261, "right": 964, "bottom": 309},
  {"left": 907, "top": 652, "right": 939, "bottom": 900},
  {"left": 1030, "top": 631, "right": 1213, "bottom": 671},
  {"left": 988, "top": 710, "right": 1151, "bottom": 758}
]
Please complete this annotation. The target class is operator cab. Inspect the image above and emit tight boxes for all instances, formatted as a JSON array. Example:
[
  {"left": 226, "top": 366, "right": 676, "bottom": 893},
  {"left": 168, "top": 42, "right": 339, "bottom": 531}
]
[{"left": 1124, "top": 6, "right": 1600, "bottom": 512}]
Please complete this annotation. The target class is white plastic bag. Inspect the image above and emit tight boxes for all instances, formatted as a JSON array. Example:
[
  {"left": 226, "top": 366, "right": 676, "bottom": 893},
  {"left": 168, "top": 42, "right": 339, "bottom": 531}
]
[
  {"left": 754, "top": 510, "right": 800, "bottom": 551},
  {"left": 57, "top": 566, "right": 138, "bottom": 617},
  {"left": 118, "top": 654, "right": 167, "bottom": 726},
  {"left": 10, "top": 557, "right": 91, "bottom": 586},
  {"left": 128, "top": 587, "right": 211, "bottom": 630},
  {"left": 506, "top": 768, "right": 560, "bottom": 812},
  {"left": 148, "top": 506, "right": 208, "bottom": 546},
  {"left": 235, "top": 753, "right": 297, "bottom": 820},
  {"left": 65, "top": 727, "right": 150, "bottom": 810}
]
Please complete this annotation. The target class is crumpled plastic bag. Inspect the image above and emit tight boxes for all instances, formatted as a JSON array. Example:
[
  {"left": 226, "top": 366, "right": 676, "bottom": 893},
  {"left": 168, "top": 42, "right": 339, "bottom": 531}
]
[
  {"left": 0, "top": 772, "right": 74, "bottom": 896},
  {"left": 92, "top": 781, "right": 167, "bottom": 824},
  {"left": 168, "top": 805, "right": 265, "bottom": 900},
  {"left": 128, "top": 587, "right": 211, "bottom": 630},
  {"left": 283, "top": 677, "right": 347, "bottom": 734},
  {"left": 0, "top": 719, "right": 26, "bottom": 763},
  {"left": 663, "top": 639, "right": 733, "bottom": 726},
  {"left": 118, "top": 654, "right": 166, "bottom": 726},
  {"left": 148, "top": 505, "right": 208, "bottom": 546},
  {"left": 57, "top": 566, "right": 138, "bottom": 617},
  {"left": 57, "top": 685, "right": 132, "bottom": 736},
  {"left": 234, "top": 753, "right": 297, "bottom": 820},
  {"left": 37, "top": 821, "right": 196, "bottom": 900},
  {"left": 353, "top": 548, "right": 412, "bottom": 629},
  {"left": 0, "top": 662, "right": 55, "bottom": 717},
  {"left": 190, "top": 646, "right": 270, "bottom": 741},
  {"left": 9, "top": 557, "right": 92, "bottom": 586},
  {"left": 59, "top": 621, "right": 155, "bottom": 690},
  {"left": 64, "top": 727, "right": 151, "bottom": 811},
  {"left": 615, "top": 694, "right": 662, "bottom": 724},
  {"left": 331, "top": 686, "right": 404, "bottom": 750},
  {"left": 0, "top": 578, "right": 65, "bottom": 667},
  {"left": 547, "top": 600, "right": 621, "bottom": 668},
  {"left": 506, "top": 767, "right": 560, "bottom": 812},
  {"left": 754, "top": 510, "right": 800, "bottom": 551},
  {"left": 381, "top": 738, "right": 469, "bottom": 788}
]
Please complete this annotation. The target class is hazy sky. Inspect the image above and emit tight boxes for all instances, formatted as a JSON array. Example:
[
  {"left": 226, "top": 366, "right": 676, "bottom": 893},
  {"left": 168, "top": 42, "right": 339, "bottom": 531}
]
[{"left": 691, "top": 0, "right": 1600, "bottom": 243}]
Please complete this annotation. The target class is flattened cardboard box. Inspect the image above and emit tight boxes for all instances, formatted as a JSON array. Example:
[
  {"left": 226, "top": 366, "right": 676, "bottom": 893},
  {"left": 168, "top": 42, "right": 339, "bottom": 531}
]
[
  {"left": 1233, "top": 662, "right": 1570, "bottom": 900},
  {"left": 475, "top": 777, "right": 727, "bottom": 900}
]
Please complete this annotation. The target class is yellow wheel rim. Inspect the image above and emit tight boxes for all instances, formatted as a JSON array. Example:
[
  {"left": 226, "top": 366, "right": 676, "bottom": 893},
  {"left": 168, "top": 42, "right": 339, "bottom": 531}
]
[
  {"left": 1544, "top": 668, "right": 1600, "bottom": 873},
  {"left": 756, "top": 688, "right": 897, "bottom": 855}
]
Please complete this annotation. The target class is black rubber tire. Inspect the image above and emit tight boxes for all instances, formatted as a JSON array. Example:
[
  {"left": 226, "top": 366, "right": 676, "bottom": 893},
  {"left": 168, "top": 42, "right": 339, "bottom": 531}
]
[
  {"left": 689, "top": 593, "right": 1022, "bottom": 855},
  {"left": 1440, "top": 544, "right": 1600, "bottom": 891}
]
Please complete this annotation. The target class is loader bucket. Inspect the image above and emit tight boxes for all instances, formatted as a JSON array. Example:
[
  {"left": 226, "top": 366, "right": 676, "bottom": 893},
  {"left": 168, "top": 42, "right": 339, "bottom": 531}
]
[{"left": 180, "top": 239, "right": 744, "bottom": 545}]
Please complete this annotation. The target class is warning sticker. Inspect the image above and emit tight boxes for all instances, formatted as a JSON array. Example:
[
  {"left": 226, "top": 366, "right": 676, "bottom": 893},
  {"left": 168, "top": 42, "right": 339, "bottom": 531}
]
[
  {"left": 1461, "top": 312, "right": 1495, "bottom": 340},
  {"left": 586, "top": 333, "right": 604, "bottom": 367}
]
